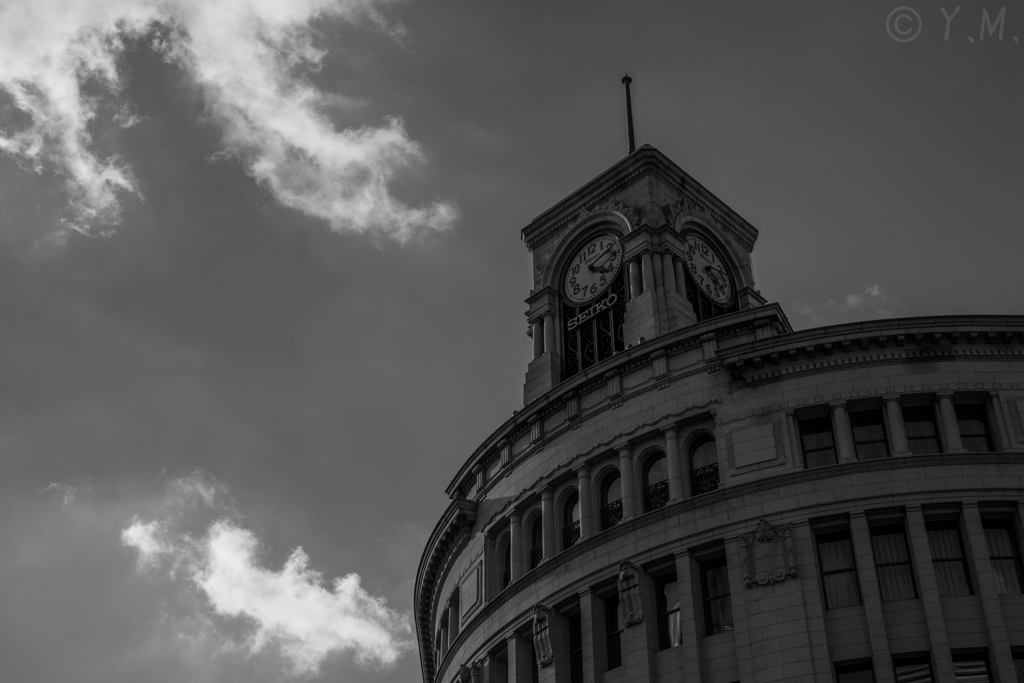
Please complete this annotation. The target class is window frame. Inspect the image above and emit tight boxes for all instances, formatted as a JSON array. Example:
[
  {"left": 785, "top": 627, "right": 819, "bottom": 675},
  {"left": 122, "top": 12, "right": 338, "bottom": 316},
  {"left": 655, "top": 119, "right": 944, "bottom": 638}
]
[
  {"left": 902, "top": 404, "right": 942, "bottom": 455},
  {"left": 604, "top": 594, "right": 622, "bottom": 670},
  {"left": 798, "top": 414, "right": 838, "bottom": 469},
  {"left": 567, "top": 610, "right": 583, "bottom": 683},
  {"left": 925, "top": 519, "right": 974, "bottom": 597},
  {"left": 835, "top": 659, "right": 876, "bottom": 683},
  {"left": 562, "top": 492, "right": 581, "bottom": 550},
  {"left": 954, "top": 404, "right": 994, "bottom": 453},
  {"left": 869, "top": 523, "right": 918, "bottom": 602},
  {"left": 642, "top": 452, "right": 670, "bottom": 513},
  {"left": 700, "top": 555, "right": 733, "bottom": 636},
  {"left": 981, "top": 517, "right": 1024, "bottom": 595},
  {"left": 849, "top": 409, "right": 890, "bottom": 460},
  {"left": 689, "top": 436, "right": 719, "bottom": 496},
  {"left": 599, "top": 472, "right": 623, "bottom": 531},
  {"left": 951, "top": 650, "right": 992, "bottom": 683},
  {"left": 654, "top": 572, "right": 681, "bottom": 651},
  {"left": 892, "top": 653, "right": 934, "bottom": 683},
  {"left": 815, "top": 528, "right": 862, "bottom": 609}
]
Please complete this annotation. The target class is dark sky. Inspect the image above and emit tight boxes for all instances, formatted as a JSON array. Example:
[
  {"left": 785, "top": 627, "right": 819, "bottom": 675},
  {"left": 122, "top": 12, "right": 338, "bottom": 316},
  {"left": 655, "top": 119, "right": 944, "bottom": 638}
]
[{"left": 1, "top": 2, "right": 1022, "bottom": 682}]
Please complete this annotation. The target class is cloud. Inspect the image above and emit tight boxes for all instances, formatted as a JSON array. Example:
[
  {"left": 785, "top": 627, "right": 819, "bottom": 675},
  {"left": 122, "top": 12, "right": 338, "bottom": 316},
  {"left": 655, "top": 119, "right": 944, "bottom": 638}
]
[
  {"left": 0, "top": 0, "right": 455, "bottom": 242},
  {"left": 792, "top": 284, "right": 905, "bottom": 327},
  {"left": 120, "top": 473, "right": 412, "bottom": 677}
]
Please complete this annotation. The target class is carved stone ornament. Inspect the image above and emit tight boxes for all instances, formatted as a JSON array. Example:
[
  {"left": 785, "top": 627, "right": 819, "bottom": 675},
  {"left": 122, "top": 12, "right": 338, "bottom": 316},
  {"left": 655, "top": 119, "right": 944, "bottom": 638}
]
[
  {"left": 616, "top": 560, "right": 644, "bottom": 626},
  {"left": 458, "top": 663, "right": 472, "bottom": 683},
  {"left": 532, "top": 604, "right": 554, "bottom": 667},
  {"left": 739, "top": 519, "right": 798, "bottom": 588}
]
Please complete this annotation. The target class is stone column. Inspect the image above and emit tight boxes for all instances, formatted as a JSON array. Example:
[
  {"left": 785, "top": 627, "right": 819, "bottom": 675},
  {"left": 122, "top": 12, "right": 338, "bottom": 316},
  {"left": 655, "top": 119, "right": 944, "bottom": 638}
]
[
  {"left": 962, "top": 503, "right": 1018, "bottom": 682},
  {"left": 905, "top": 506, "right": 955, "bottom": 683},
  {"left": 936, "top": 393, "right": 966, "bottom": 453},
  {"left": 884, "top": 395, "right": 911, "bottom": 456},
  {"left": 579, "top": 588, "right": 599, "bottom": 683},
  {"left": 831, "top": 402, "right": 857, "bottom": 463},
  {"left": 509, "top": 512, "right": 523, "bottom": 582},
  {"left": 507, "top": 631, "right": 530, "bottom": 683},
  {"left": 628, "top": 259, "right": 642, "bottom": 300},
  {"left": 541, "top": 487, "right": 555, "bottom": 562},
  {"left": 674, "top": 550, "right": 703, "bottom": 683},
  {"left": 662, "top": 252, "right": 677, "bottom": 295},
  {"left": 641, "top": 253, "right": 654, "bottom": 294},
  {"left": 618, "top": 444, "right": 637, "bottom": 519},
  {"left": 850, "top": 512, "right": 895, "bottom": 683},
  {"left": 663, "top": 426, "right": 684, "bottom": 502},
  {"left": 532, "top": 319, "right": 544, "bottom": 360},
  {"left": 576, "top": 465, "right": 593, "bottom": 540},
  {"left": 543, "top": 312, "right": 555, "bottom": 357}
]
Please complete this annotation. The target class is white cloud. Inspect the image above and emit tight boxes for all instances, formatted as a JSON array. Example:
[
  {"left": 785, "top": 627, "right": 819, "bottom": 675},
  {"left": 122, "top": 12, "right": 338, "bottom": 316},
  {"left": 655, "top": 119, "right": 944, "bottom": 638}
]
[
  {"left": 0, "top": 0, "right": 455, "bottom": 242},
  {"left": 121, "top": 474, "right": 412, "bottom": 676},
  {"left": 792, "top": 284, "right": 904, "bottom": 327}
]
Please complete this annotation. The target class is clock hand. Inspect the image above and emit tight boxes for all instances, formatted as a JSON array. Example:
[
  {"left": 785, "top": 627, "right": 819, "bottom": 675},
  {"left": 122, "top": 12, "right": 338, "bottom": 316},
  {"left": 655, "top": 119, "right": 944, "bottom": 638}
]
[{"left": 586, "top": 245, "right": 616, "bottom": 271}]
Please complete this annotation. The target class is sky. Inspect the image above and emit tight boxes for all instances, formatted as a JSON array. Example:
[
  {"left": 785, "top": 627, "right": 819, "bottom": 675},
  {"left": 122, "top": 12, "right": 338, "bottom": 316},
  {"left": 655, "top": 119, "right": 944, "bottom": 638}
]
[{"left": 0, "top": 1, "right": 1023, "bottom": 682}]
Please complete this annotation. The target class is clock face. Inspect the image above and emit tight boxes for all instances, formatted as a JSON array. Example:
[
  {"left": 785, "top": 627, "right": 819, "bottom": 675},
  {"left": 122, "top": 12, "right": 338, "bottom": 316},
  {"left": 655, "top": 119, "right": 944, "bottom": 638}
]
[
  {"left": 682, "top": 234, "right": 733, "bottom": 305},
  {"left": 563, "top": 235, "right": 623, "bottom": 305}
]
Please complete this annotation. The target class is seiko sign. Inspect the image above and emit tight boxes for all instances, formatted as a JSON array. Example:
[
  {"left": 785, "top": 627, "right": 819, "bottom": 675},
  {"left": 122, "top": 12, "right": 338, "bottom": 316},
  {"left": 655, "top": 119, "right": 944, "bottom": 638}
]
[{"left": 566, "top": 293, "right": 618, "bottom": 332}]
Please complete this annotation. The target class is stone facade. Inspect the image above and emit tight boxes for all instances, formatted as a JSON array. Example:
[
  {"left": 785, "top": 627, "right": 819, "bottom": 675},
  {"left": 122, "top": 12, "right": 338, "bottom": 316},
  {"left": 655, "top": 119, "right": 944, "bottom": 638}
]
[{"left": 415, "top": 146, "right": 1024, "bottom": 683}]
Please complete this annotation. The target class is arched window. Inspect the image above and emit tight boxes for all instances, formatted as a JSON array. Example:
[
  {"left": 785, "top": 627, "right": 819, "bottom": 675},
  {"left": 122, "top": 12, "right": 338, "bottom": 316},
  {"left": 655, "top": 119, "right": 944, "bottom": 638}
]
[
  {"left": 690, "top": 438, "right": 719, "bottom": 495},
  {"left": 600, "top": 473, "right": 623, "bottom": 530},
  {"left": 643, "top": 454, "right": 669, "bottom": 512},
  {"left": 563, "top": 493, "right": 581, "bottom": 549},
  {"left": 530, "top": 517, "right": 543, "bottom": 569}
]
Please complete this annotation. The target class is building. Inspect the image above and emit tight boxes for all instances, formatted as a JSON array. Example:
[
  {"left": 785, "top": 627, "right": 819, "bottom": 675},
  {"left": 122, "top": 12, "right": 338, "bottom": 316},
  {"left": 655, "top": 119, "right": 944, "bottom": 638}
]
[{"left": 414, "top": 144, "right": 1024, "bottom": 683}]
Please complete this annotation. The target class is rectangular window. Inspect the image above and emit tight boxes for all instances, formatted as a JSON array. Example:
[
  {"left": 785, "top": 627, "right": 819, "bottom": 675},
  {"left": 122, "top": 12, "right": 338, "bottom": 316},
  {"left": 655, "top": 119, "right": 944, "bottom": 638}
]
[
  {"left": 701, "top": 556, "right": 733, "bottom": 636},
  {"left": 1012, "top": 649, "right": 1024, "bottom": 683},
  {"left": 835, "top": 661, "right": 875, "bottom": 683},
  {"left": 903, "top": 406, "right": 941, "bottom": 455},
  {"left": 851, "top": 411, "right": 890, "bottom": 460},
  {"left": 604, "top": 595, "right": 621, "bottom": 670},
  {"left": 568, "top": 612, "right": 583, "bottom": 683},
  {"left": 816, "top": 530, "right": 861, "bottom": 609},
  {"left": 951, "top": 652, "right": 991, "bottom": 683},
  {"left": 655, "top": 574, "right": 681, "bottom": 650},
  {"left": 926, "top": 521, "right": 973, "bottom": 597},
  {"left": 870, "top": 524, "right": 917, "bottom": 601},
  {"left": 982, "top": 519, "right": 1024, "bottom": 594},
  {"left": 893, "top": 654, "right": 933, "bottom": 683},
  {"left": 800, "top": 416, "right": 837, "bottom": 469},
  {"left": 955, "top": 405, "right": 993, "bottom": 453}
]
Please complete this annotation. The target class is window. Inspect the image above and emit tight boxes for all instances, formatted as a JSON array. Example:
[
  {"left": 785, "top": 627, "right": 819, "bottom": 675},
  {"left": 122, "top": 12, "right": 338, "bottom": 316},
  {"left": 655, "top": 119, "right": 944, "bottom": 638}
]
[
  {"left": 563, "top": 494, "right": 581, "bottom": 550},
  {"left": 529, "top": 517, "right": 543, "bottom": 570},
  {"left": 955, "top": 405, "right": 994, "bottom": 453},
  {"left": 604, "top": 594, "right": 622, "bottom": 670},
  {"left": 982, "top": 519, "right": 1024, "bottom": 594},
  {"left": 1012, "top": 649, "right": 1024, "bottom": 683},
  {"left": 643, "top": 454, "right": 669, "bottom": 512},
  {"left": 851, "top": 410, "right": 889, "bottom": 460},
  {"left": 701, "top": 556, "right": 733, "bottom": 635},
  {"left": 561, "top": 264, "right": 626, "bottom": 380},
  {"left": 600, "top": 474, "right": 623, "bottom": 530},
  {"left": 502, "top": 543, "right": 511, "bottom": 589},
  {"left": 800, "top": 416, "right": 837, "bottom": 468},
  {"left": 903, "top": 406, "right": 941, "bottom": 455},
  {"left": 926, "top": 521, "right": 973, "bottom": 597},
  {"left": 870, "top": 524, "right": 917, "bottom": 601},
  {"left": 835, "top": 661, "right": 875, "bottom": 683},
  {"left": 690, "top": 438, "right": 719, "bottom": 495},
  {"left": 568, "top": 612, "right": 583, "bottom": 683},
  {"left": 893, "top": 654, "right": 933, "bottom": 683},
  {"left": 816, "top": 529, "right": 861, "bottom": 609},
  {"left": 655, "top": 573, "right": 681, "bottom": 650},
  {"left": 951, "top": 652, "right": 991, "bottom": 683}
]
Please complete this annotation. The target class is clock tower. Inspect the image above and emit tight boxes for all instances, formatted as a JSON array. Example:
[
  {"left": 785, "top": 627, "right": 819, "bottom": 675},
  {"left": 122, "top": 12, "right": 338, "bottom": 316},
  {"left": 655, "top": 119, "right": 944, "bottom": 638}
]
[{"left": 521, "top": 144, "right": 771, "bottom": 403}]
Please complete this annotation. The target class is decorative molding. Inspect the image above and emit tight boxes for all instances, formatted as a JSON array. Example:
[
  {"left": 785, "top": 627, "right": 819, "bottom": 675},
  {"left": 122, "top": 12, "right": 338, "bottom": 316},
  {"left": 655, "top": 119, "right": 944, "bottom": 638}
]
[
  {"left": 617, "top": 560, "right": 644, "bottom": 626},
  {"left": 605, "top": 370, "right": 622, "bottom": 400},
  {"left": 532, "top": 604, "right": 554, "bottom": 667},
  {"left": 650, "top": 349, "right": 668, "bottom": 378},
  {"left": 738, "top": 519, "right": 798, "bottom": 588}
]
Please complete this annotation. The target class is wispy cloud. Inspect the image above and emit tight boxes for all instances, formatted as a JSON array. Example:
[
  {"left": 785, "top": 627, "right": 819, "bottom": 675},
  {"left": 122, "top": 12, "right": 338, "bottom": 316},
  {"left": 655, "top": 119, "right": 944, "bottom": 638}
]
[
  {"left": 120, "top": 472, "right": 412, "bottom": 677},
  {"left": 0, "top": 0, "right": 455, "bottom": 242},
  {"left": 792, "top": 284, "right": 905, "bottom": 327}
]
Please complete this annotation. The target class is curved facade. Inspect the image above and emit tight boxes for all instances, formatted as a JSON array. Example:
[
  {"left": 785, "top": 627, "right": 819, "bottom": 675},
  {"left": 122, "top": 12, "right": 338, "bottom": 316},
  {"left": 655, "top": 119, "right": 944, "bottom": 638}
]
[{"left": 415, "top": 147, "right": 1024, "bottom": 683}]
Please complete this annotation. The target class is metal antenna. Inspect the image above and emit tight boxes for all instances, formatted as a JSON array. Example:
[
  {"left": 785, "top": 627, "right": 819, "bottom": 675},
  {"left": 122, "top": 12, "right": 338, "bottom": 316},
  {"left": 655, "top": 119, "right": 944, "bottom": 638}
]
[{"left": 622, "top": 75, "right": 636, "bottom": 154}]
